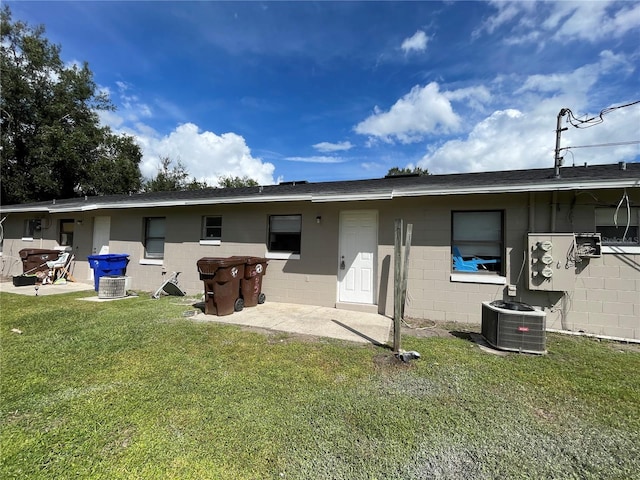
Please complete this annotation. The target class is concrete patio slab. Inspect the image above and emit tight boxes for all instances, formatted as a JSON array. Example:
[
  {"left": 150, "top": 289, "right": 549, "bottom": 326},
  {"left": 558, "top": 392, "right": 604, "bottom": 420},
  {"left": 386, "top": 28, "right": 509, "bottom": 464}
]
[
  {"left": 0, "top": 279, "right": 94, "bottom": 296},
  {"left": 192, "top": 302, "right": 393, "bottom": 346}
]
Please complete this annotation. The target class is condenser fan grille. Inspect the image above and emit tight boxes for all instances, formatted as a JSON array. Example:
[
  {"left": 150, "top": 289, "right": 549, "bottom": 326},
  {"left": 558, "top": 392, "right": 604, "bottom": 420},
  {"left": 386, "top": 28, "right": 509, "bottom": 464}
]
[{"left": 481, "top": 301, "right": 547, "bottom": 355}]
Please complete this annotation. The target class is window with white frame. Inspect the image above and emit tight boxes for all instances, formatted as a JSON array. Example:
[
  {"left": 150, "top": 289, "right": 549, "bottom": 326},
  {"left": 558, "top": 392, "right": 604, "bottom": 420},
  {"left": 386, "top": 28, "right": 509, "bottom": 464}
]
[
  {"left": 144, "top": 217, "right": 166, "bottom": 259},
  {"left": 451, "top": 210, "right": 503, "bottom": 274},
  {"left": 59, "top": 219, "right": 74, "bottom": 247},
  {"left": 268, "top": 215, "right": 301, "bottom": 254},
  {"left": 201, "top": 216, "right": 222, "bottom": 241},
  {"left": 595, "top": 207, "right": 639, "bottom": 246},
  {"left": 23, "top": 219, "right": 42, "bottom": 239}
]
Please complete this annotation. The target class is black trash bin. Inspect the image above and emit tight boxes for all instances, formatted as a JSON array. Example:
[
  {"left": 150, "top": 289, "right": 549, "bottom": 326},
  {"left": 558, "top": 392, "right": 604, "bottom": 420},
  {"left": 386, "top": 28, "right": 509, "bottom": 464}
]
[
  {"left": 232, "top": 256, "right": 268, "bottom": 307},
  {"left": 197, "top": 257, "right": 245, "bottom": 316}
]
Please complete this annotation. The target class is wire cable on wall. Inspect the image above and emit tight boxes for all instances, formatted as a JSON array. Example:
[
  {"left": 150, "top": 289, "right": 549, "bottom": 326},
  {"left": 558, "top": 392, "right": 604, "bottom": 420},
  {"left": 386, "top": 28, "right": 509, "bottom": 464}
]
[{"left": 614, "top": 188, "right": 631, "bottom": 242}]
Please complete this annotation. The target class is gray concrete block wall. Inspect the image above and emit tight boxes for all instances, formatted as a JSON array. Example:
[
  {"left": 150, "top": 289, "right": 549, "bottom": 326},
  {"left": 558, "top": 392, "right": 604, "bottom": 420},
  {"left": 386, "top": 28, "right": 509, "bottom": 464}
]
[
  {"left": 2, "top": 187, "right": 638, "bottom": 341},
  {"left": 571, "top": 252, "right": 640, "bottom": 339}
]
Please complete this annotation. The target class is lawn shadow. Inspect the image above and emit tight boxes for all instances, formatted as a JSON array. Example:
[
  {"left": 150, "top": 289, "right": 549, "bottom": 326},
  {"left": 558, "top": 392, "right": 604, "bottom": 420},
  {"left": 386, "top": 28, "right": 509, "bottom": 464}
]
[
  {"left": 450, "top": 330, "right": 475, "bottom": 342},
  {"left": 331, "top": 319, "right": 393, "bottom": 350}
]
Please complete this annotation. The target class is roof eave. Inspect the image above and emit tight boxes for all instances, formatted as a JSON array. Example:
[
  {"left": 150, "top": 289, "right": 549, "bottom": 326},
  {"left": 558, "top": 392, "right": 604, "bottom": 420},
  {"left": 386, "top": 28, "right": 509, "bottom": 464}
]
[
  {"left": 394, "top": 179, "right": 640, "bottom": 197},
  {"left": 2, "top": 177, "right": 637, "bottom": 214},
  {"left": 312, "top": 192, "right": 393, "bottom": 202}
]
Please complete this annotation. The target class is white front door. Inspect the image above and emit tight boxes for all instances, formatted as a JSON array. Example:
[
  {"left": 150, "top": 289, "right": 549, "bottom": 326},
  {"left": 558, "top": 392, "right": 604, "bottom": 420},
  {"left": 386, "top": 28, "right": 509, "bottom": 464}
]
[
  {"left": 338, "top": 211, "right": 377, "bottom": 304},
  {"left": 92, "top": 216, "right": 111, "bottom": 255}
]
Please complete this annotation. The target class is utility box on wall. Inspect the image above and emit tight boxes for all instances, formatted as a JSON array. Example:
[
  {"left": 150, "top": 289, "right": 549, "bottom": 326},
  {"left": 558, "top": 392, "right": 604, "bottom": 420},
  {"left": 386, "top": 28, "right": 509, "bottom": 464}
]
[{"left": 527, "top": 233, "right": 575, "bottom": 291}]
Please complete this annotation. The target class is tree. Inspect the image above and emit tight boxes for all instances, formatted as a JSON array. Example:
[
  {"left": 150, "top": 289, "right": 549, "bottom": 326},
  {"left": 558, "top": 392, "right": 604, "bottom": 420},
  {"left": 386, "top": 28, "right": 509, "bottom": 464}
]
[
  {"left": 386, "top": 166, "right": 429, "bottom": 176},
  {"left": 0, "top": 6, "right": 142, "bottom": 204},
  {"left": 143, "top": 157, "right": 211, "bottom": 192},
  {"left": 217, "top": 175, "right": 258, "bottom": 188}
]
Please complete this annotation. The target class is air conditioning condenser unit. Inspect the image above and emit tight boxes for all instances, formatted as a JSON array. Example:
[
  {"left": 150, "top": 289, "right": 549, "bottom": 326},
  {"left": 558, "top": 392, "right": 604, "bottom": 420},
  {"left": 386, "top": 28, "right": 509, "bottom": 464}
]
[
  {"left": 98, "top": 275, "right": 129, "bottom": 299},
  {"left": 481, "top": 300, "right": 547, "bottom": 355}
]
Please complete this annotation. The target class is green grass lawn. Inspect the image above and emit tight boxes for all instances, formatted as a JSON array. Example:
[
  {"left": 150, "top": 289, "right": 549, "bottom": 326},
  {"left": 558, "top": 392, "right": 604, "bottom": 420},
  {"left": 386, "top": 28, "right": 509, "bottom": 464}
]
[{"left": 1, "top": 290, "right": 639, "bottom": 479}]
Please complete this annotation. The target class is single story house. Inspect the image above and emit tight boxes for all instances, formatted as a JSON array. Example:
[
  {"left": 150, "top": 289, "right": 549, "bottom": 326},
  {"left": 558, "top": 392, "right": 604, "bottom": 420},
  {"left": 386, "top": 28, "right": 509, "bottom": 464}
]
[{"left": 1, "top": 162, "right": 639, "bottom": 340}]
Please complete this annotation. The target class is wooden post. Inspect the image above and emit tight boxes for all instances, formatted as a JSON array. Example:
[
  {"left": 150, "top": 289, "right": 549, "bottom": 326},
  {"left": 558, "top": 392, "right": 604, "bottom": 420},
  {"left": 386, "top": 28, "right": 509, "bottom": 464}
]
[
  {"left": 393, "top": 219, "right": 402, "bottom": 353},
  {"left": 401, "top": 223, "right": 412, "bottom": 319}
]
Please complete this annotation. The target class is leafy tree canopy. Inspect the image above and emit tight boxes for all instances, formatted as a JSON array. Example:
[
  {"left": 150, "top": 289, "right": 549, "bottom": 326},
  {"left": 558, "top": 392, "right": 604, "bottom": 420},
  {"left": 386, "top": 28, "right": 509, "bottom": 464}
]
[
  {"left": 0, "top": 6, "right": 143, "bottom": 204},
  {"left": 143, "top": 157, "right": 211, "bottom": 192},
  {"left": 217, "top": 175, "right": 258, "bottom": 188},
  {"left": 386, "top": 166, "right": 429, "bottom": 177},
  {"left": 143, "top": 158, "right": 259, "bottom": 192}
]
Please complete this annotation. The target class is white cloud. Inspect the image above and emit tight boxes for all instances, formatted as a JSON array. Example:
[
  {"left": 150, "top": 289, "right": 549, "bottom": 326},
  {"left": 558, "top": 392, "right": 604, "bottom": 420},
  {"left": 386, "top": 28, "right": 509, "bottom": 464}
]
[
  {"left": 550, "top": 1, "right": 640, "bottom": 42},
  {"left": 285, "top": 156, "right": 346, "bottom": 164},
  {"left": 130, "top": 123, "right": 276, "bottom": 185},
  {"left": 312, "top": 141, "right": 353, "bottom": 153},
  {"left": 472, "top": 1, "right": 524, "bottom": 38},
  {"left": 360, "top": 162, "right": 384, "bottom": 172},
  {"left": 401, "top": 30, "right": 428, "bottom": 54},
  {"left": 354, "top": 82, "right": 490, "bottom": 144},
  {"left": 418, "top": 56, "right": 640, "bottom": 174},
  {"left": 476, "top": 1, "right": 640, "bottom": 45}
]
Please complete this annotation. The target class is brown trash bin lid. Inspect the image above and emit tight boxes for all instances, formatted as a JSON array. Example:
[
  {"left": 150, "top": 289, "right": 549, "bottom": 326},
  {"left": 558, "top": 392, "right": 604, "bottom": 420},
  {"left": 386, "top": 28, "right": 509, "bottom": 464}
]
[
  {"left": 19, "top": 248, "right": 61, "bottom": 260},
  {"left": 244, "top": 256, "right": 268, "bottom": 265},
  {"left": 197, "top": 256, "right": 246, "bottom": 274}
]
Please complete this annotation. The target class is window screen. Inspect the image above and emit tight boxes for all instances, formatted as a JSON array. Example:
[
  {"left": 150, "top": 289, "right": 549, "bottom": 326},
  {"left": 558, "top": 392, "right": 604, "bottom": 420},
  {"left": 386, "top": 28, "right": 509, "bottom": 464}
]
[
  {"left": 452, "top": 211, "right": 503, "bottom": 273},
  {"left": 595, "top": 208, "right": 639, "bottom": 245},
  {"left": 202, "top": 216, "right": 222, "bottom": 240},
  {"left": 144, "top": 217, "right": 166, "bottom": 259},
  {"left": 59, "top": 219, "right": 74, "bottom": 246},
  {"left": 268, "top": 215, "right": 301, "bottom": 253}
]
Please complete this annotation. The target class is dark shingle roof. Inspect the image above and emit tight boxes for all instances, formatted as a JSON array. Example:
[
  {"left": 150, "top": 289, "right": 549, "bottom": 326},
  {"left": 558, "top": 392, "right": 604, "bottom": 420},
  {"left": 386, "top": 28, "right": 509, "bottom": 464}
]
[{"left": 2, "top": 162, "right": 638, "bottom": 213}]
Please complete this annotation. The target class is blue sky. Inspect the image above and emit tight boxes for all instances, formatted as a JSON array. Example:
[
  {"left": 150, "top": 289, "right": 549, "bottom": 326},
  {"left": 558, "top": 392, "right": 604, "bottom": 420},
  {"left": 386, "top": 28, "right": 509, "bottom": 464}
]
[{"left": 8, "top": 1, "right": 640, "bottom": 185}]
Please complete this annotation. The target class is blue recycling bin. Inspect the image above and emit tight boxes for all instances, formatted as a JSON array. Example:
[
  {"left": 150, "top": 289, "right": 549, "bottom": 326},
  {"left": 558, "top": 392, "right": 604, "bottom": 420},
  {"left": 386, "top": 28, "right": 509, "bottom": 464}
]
[{"left": 88, "top": 254, "right": 130, "bottom": 291}]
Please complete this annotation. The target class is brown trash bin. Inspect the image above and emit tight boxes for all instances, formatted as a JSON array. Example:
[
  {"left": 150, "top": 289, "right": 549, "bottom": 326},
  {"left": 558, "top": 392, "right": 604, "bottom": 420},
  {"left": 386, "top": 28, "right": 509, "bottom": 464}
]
[
  {"left": 196, "top": 257, "right": 246, "bottom": 316},
  {"left": 19, "top": 249, "right": 61, "bottom": 274},
  {"left": 231, "top": 256, "right": 269, "bottom": 307}
]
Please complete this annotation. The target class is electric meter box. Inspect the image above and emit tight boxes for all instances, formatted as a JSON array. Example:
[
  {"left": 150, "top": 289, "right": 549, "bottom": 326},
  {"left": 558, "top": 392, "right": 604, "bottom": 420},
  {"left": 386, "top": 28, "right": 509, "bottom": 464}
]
[{"left": 527, "top": 233, "right": 575, "bottom": 291}]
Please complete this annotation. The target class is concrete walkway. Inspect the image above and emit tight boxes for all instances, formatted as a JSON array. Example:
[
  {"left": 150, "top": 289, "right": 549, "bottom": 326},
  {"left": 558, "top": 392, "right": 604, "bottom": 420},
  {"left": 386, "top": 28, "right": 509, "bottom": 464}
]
[{"left": 193, "top": 302, "right": 393, "bottom": 346}]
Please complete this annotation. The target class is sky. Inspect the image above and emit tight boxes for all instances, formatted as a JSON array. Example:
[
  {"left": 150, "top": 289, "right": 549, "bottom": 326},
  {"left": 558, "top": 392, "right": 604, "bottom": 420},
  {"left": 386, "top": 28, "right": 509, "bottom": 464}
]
[{"left": 7, "top": 0, "right": 640, "bottom": 186}]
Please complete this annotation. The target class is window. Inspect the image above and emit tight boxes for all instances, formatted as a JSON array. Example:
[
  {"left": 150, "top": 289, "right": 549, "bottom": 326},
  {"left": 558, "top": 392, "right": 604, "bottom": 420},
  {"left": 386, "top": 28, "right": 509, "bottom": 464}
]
[
  {"left": 144, "top": 217, "right": 165, "bottom": 259},
  {"left": 201, "top": 216, "right": 222, "bottom": 240},
  {"left": 59, "top": 219, "right": 74, "bottom": 247},
  {"left": 596, "top": 208, "right": 639, "bottom": 246},
  {"left": 268, "top": 215, "right": 301, "bottom": 254},
  {"left": 451, "top": 210, "right": 503, "bottom": 274},
  {"left": 23, "top": 219, "right": 42, "bottom": 239}
]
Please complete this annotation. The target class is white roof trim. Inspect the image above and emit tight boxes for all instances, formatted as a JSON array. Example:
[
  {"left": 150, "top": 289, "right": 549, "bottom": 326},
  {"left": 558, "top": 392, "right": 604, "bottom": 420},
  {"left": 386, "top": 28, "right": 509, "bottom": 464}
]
[
  {"left": 394, "top": 179, "right": 639, "bottom": 197},
  {"left": 311, "top": 192, "right": 393, "bottom": 202},
  {"left": 183, "top": 194, "right": 312, "bottom": 206},
  {"left": 1, "top": 177, "right": 637, "bottom": 214}
]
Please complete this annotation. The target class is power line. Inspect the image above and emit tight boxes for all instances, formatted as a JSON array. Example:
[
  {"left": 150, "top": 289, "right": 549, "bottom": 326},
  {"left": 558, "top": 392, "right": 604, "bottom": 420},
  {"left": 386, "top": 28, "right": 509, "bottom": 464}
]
[
  {"left": 553, "top": 100, "right": 640, "bottom": 178},
  {"left": 565, "top": 100, "right": 640, "bottom": 129},
  {"left": 560, "top": 140, "right": 640, "bottom": 151}
]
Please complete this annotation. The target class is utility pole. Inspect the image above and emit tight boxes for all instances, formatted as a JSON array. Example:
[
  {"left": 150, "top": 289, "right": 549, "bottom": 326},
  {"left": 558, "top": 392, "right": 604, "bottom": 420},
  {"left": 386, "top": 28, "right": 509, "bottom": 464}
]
[{"left": 554, "top": 108, "right": 568, "bottom": 178}]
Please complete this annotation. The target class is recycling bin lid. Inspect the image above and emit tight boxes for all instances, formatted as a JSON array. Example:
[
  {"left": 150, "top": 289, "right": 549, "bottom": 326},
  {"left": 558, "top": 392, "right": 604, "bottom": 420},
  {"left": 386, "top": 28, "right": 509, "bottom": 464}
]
[{"left": 88, "top": 253, "right": 129, "bottom": 260}]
